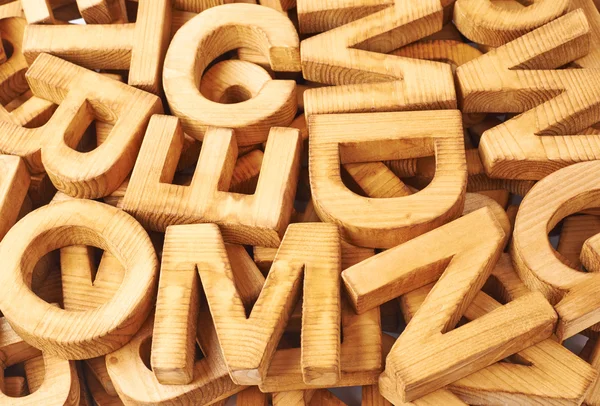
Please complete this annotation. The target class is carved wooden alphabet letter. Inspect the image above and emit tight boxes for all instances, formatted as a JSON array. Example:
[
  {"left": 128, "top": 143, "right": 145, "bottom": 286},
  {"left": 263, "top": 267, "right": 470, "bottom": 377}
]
[
  {"left": 310, "top": 110, "right": 466, "bottom": 248},
  {"left": 122, "top": 115, "right": 301, "bottom": 247},
  {"left": 457, "top": 11, "right": 600, "bottom": 180}
]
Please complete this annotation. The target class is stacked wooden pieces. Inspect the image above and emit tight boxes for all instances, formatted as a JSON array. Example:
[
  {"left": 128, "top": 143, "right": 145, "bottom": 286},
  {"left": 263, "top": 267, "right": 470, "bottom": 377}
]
[{"left": 1, "top": 0, "right": 600, "bottom": 405}]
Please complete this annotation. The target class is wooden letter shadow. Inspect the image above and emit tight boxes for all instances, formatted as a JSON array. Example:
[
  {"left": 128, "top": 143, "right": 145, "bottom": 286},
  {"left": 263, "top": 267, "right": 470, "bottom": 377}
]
[
  {"left": 121, "top": 115, "right": 301, "bottom": 247},
  {"left": 454, "top": 0, "right": 569, "bottom": 46},
  {"left": 258, "top": 242, "right": 381, "bottom": 393},
  {"left": 164, "top": 3, "right": 299, "bottom": 146},
  {"left": 310, "top": 110, "right": 466, "bottom": 248},
  {"left": 340, "top": 208, "right": 556, "bottom": 402},
  {"left": 107, "top": 310, "right": 245, "bottom": 405},
  {"left": 0, "top": 199, "right": 158, "bottom": 359},
  {"left": 23, "top": 0, "right": 170, "bottom": 94},
  {"left": 512, "top": 160, "right": 600, "bottom": 341},
  {"left": 457, "top": 10, "right": 600, "bottom": 180},
  {"left": 300, "top": 0, "right": 457, "bottom": 117},
  {"left": 0, "top": 53, "right": 162, "bottom": 198},
  {"left": 400, "top": 254, "right": 596, "bottom": 405},
  {"left": 0, "top": 318, "right": 80, "bottom": 405}
]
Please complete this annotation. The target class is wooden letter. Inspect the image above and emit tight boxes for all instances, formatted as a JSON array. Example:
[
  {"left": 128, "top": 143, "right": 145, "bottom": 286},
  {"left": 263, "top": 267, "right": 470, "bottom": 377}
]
[
  {"left": 163, "top": 3, "right": 300, "bottom": 146},
  {"left": 512, "top": 160, "right": 600, "bottom": 340},
  {"left": 122, "top": 115, "right": 301, "bottom": 247},
  {"left": 193, "top": 223, "right": 340, "bottom": 385},
  {"left": 345, "top": 208, "right": 557, "bottom": 402},
  {"left": 300, "top": 0, "right": 456, "bottom": 116},
  {"left": 0, "top": 54, "right": 162, "bottom": 198},
  {"left": 107, "top": 310, "right": 244, "bottom": 405},
  {"left": 400, "top": 255, "right": 596, "bottom": 404},
  {"left": 0, "top": 199, "right": 158, "bottom": 359},
  {"left": 310, "top": 110, "right": 466, "bottom": 248},
  {"left": 0, "top": 317, "right": 80, "bottom": 405},
  {"left": 23, "top": 0, "right": 170, "bottom": 94},
  {"left": 454, "top": 0, "right": 569, "bottom": 46},
  {"left": 457, "top": 11, "right": 600, "bottom": 180}
]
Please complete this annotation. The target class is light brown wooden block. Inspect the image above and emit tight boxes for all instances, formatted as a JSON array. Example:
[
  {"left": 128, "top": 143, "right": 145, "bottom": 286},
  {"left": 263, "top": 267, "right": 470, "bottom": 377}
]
[
  {"left": 84, "top": 365, "right": 123, "bottom": 406},
  {"left": 152, "top": 228, "right": 267, "bottom": 386},
  {"left": 84, "top": 357, "right": 117, "bottom": 398},
  {"left": 389, "top": 39, "right": 485, "bottom": 127},
  {"left": 0, "top": 54, "right": 162, "bottom": 198},
  {"left": 151, "top": 225, "right": 202, "bottom": 385},
  {"left": 296, "top": 0, "right": 394, "bottom": 34},
  {"left": 259, "top": 244, "right": 381, "bottom": 392},
  {"left": 571, "top": 0, "right": 600, "bottom": 68},
  {"left": 106, "top": 310, "right": 244, "bottom": 405},
  {"left": 164, "top": 4, "right": 299, "bottom": 146},
  {"left": 0, "top": 18, "right": 29, "bottom": 107},
  {"left": 259, "top": 0, "right": 294, "bottom": 12},
  {"left": 194, "top": 223, "right": 340, "bottom": 386},
  {"left": 76, "top": 0, "right": 127, "bottom": 24},
  {"left": 458, "top": 11, "right": 600, "bottom": 180},
  {"left": 23, "top": 0, "right": 170, "bottom": 94},
  {"left": 558, "top": 215, "right": 600, "bottom": 268},
  {"left": 512, "top": 160, "right": 600, "bottom": 340},
  {"left": 272, "top": 389, "right": 316, "bottom": 405},
  {"left": 0, "top": 1, "right": 24, "bottom": 19},
  {"left": 21, "top": 0, "right": 55, "bottom": 24},
  {"left": 0, "top": 199, "right": 158, "bottom": 359},
  {"left": 310, "top": 110, "right": 466, "bottom": 248},
  {"left": 343, "top": 208, "right": 505, "bottom": 314},
  {"left": 301, "top": 0, "right": 457, "bottom": 117},
  {"left": 377, "top": 210, "right": 556, "bottom": 402},
  {"left": 454, "top": 0, "right": 569, "bottom": 46},
  {"left": 122, "top": 115, "right": 301, "bottom": 247},
  {"left": 581, "top": 337, "right": 600, "bottom": 405},
  {"left": 400, "top": 256, "right": 596, "bottom": 405},
  {"left": 236, "top": 386, "right": 268, "bottom": 406},
  {"left": 0, "top": 323, "right": 80, "bottom": 405},
  {"left": 4, "top": 376, "right": 27, "bottom": 397},
  {"left": 362, "top": 384, "right": 392, "bottom": 406},
  {"left": 0, "top": 155, "right": 29, "bottom": 241},
  {"left": 200, "top": 59, "right": 272, "bottom": 105},
  {"left": 309, "top": 389, "right": 348, "bottom": 405}
]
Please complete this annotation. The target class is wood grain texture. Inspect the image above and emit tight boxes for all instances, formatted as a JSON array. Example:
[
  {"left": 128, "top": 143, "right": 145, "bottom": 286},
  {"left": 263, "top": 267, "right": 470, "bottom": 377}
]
[
  {"left": 0, "top": 18, "right": 29, "bottom": 106},
  {"left": 0, "top": 320, "right": 80, "bottom": 405},
  {"left": 373, "top": 208, "right": 556, "bottom": 402},
  {"left": 0, "top": 199, "right": 158, "bottom": 359},
  {"left": 512, "top": 161, "right": 600, "bottom": 341},
  {"left": 401, "top": 256, "right": 596, "bottom": 405},
  {"left": 164, "top": 3, "right": 300, "bottom": 145},
  {"left": 558, "top": 215, "right": 600, "bottom": 269},
  {"left": 297, "top": 0, "right": 393, "bottom": 34},
  {"left": 0, "top": 155, "right": 29, "bottom": 241},
  {"left": 259, "top": 244, "right": 381, "bottom": 392},
  {"left": 454, "top": 0, "right": 569, "bottom": 46},
  {"left": 151, "top": 225, "right": 202, "bottom": 385},
  {"left": 192, "top": 223, "right": 340, "bottom": 386},
  {"left": 0, "top": 54, "right": 162, "bottom": 198},
  {"left": 122, "top": 115, "right": 301, "bottom": 247},
  {"left": 457, "top": 10, "right": 600, "bottom": 180},
  {"left": 84, "top": 365, "right": 123, "bottom": 406},
  {"left": 301, "top": 0, "right": 457, "bottom": 117},
  {"left": 571, "top": 0, "right": 600, "bottom": 68},
  {"left": 310, "top": 110, "right": 466, "bottom": 248},
  {"left": 107, "top": 310, "right": 245, "bottom": 405},
  {"left": 23, "top": 0, "right": 170, "bottom": 94},
  {"left": 76, "top": 0, "right": 127, "bottom": 23},
  {"left": 236, "top": 386, "right": 268, "bottom": 405}
]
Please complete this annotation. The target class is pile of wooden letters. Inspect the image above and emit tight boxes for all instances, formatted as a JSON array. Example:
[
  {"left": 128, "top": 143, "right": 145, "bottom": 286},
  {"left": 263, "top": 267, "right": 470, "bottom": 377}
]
[{"left": 1, "top": 0, "right": 600, "bottom": 404}]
